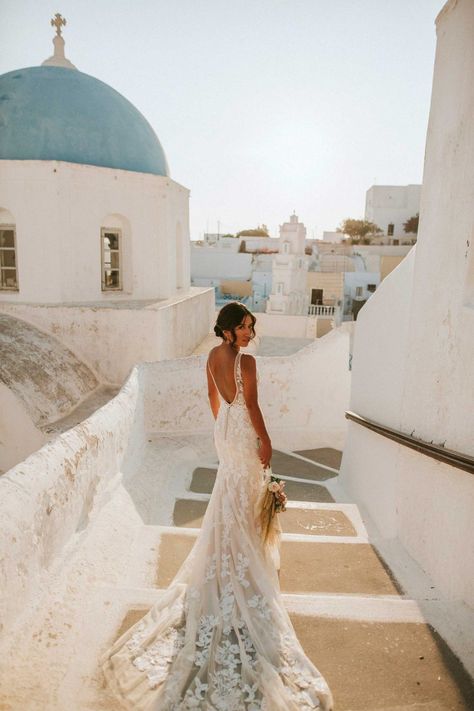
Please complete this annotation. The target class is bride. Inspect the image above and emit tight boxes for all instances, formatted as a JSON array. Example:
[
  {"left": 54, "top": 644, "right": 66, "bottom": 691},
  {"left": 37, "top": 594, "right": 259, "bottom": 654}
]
[{"left": 101, "top": 302, "right": 333, "bottom": 710}]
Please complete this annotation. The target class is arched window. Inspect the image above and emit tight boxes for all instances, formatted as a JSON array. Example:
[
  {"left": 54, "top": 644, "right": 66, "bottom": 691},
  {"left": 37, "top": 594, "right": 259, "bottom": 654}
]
[
  {"left": 0, "top": 209, "right": 18, "bottom": 291},
  {"left": 101, "top": 228, "right": 122, "bottom": 290},
  {"left": 100, "top": 214, "right": 131, "bottom": 293}
]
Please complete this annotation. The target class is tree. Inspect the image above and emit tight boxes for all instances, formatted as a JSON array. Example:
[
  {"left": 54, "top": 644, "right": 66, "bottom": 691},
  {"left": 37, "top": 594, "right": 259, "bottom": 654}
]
[
  {"left": 236, "top": 224, "right": 269, "bottom": 238},
  {"left": 404, "top": 214, "right": 419, "bottom": 234},
  {"left": 338, "top": 218, "right": 382, "bottom": 243},
  {"left": 221, "top": 233, "right": 236, "bottom": 238}
]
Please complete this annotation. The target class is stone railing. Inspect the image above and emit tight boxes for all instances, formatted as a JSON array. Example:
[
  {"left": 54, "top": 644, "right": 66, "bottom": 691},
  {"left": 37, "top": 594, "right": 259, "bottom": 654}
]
[{"left": 308, "top": 304, "right": 336, "bottom": 317}]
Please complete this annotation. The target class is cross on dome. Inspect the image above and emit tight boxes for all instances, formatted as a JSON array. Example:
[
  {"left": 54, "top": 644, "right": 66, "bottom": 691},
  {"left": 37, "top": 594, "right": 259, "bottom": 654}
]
[
  {"left": 51, "top": 13, "right": 67, "bottom": 37},
  {"left": 42, "top": 12, "right": 76, "bottom": 70}
]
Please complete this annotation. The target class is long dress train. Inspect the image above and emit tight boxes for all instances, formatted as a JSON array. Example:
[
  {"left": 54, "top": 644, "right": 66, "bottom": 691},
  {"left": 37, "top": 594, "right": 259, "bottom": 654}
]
[{"left": 101, "top": 352, "right": 333, "bottom": 710}]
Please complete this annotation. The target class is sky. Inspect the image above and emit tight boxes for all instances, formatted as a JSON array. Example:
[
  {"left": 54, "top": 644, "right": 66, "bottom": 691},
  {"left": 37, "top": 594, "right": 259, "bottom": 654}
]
[{"left": 1, "top": 0, "right": 445, "bottom": 239}]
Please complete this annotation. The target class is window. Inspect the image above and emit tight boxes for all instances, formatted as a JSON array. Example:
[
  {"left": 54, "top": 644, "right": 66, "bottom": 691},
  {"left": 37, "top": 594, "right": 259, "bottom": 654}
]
[
  {"left": 311, "top": 288, "right": 323, "bottom": 305},
  {"left": 0, "top": 227, "right": 18, "bottom": 290},
  {"left": 355, "top": 286, "right": 364, "bottom": 298},
  {"left": 367, "top": 283, "right": 377, "bottom": 293},
  {"left": 282, "top": 241, "right": 290, "bottom": 254},
  {"left": 387, "top": 223, "right": 394, "bottom": 236},
  {"left": 101, "top": 228, "right": 122, "bottom": 290},
  {"left": 276, "top": 282, "right": 284, "bottom": 295}
]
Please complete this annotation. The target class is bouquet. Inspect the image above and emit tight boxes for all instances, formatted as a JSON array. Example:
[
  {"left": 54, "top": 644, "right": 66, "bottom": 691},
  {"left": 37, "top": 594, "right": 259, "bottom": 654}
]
[
  {"left": 267, "top": 475, "right": 288, "bottom": 514},
  {"left": 258, "top": 467, "right": 287, "bottom": 547}
]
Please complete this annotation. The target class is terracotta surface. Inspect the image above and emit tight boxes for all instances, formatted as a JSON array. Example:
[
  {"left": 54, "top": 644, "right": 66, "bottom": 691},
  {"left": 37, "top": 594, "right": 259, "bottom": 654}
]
[
  {"left": 156, "top": 534, "right": 400, "bottom": 595},
  {"left": 173, "top": 498, "right": 356, "bottom": 536},
  {"left": 115, "top": 611, "right": 474, "bottom": 710},
  {"left": 280, "top": 541, "right": 401, "bottom": 595},
  {"left": 281, "top": 508, "right": 356, "bottom": 536},
  {"left": 272, "top": 449, "right": 338, "bottom": 481},
  {"left": 292, "top": 616, "right": 474, "bottom": 711},
  {"left": 189, "top": 466, "right": 335, "bottom": 502},
  {"left": 294, "top": 447, "right": 343, "bottom": 470}
]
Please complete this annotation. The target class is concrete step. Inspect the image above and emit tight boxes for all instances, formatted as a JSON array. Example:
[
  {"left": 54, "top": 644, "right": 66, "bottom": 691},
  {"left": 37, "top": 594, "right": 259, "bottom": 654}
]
[
  {"left": 272, "top": 448, "right": 339, "bottom": 481},
  {"left": 292, "top": 614, "right": 474, "bottom": 711},
  {"left": 173, "top": 498, "right": 357, "bottom": 536},
  {"left": 154, "top": 532, "right": 401, "bottom": 596},
  {"left": 111, "top": 606, "right": 474, "bottom": 711},
  {"left": 189, "top": 466, "right": 335, "bottom": 502},
  {"left": 189, "top": 467, "right": 334, "bottom": 503},
  {"left": 294, "top": 447, "right": 343, "bottom": 470}
]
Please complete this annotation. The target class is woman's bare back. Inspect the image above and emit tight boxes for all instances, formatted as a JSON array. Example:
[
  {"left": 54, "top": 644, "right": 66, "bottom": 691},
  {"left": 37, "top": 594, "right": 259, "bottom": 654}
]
[{"left": 207, "top": 345, "right": 239, "bottom": 404}]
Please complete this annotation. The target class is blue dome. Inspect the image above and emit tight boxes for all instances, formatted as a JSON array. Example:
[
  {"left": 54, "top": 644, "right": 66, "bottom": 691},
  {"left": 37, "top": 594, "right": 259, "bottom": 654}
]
[{"left": 0, "top": 66, "right": 169, "bottom": 176}]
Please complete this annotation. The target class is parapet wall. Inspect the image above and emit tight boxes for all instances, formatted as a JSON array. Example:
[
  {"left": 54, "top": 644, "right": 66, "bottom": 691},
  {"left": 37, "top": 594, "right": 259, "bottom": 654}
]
[
  {"left": 340, "top": 0, "right": 474, "bottom": 610},
  {"left": 0, "top": 368, "right": 145, "bottom": 634},
  {"left": 0, "top": 330, "right": 351, "bottom": 635},
  {"left": 143, "top": 327, "right": 351, "bottom": 451}
]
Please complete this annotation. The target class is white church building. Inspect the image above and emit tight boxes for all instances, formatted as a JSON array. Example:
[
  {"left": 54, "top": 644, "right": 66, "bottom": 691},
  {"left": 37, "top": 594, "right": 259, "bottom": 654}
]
[
  {"left": 0, "top": 17, "right": 214, "bottom": 387},
  {"left": 266, "top": 213, "right": 309, "bottom": 316}
]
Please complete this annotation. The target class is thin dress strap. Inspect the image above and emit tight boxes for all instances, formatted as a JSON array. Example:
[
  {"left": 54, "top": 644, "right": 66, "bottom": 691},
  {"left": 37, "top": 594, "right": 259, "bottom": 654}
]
[
  {"left": 207, "top": 359, "right": 219, "bottom": 392},
  {"left": 235, "top": 351, "right": 243, "bottom": 389}
]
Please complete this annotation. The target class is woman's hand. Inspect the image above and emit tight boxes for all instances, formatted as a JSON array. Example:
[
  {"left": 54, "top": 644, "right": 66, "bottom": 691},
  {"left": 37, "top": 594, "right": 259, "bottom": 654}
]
[{"left": 259, "top": 437, "right": 272, "bottom": 469}]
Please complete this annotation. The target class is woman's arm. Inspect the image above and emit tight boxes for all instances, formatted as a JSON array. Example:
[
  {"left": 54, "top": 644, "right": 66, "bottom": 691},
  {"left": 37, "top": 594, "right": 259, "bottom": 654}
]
[
  {"left": 241, "top": 354, "right": 272, "bottom": 468},
  {"left": 206, "top": 361, "right": 220, "bottom": 419}
]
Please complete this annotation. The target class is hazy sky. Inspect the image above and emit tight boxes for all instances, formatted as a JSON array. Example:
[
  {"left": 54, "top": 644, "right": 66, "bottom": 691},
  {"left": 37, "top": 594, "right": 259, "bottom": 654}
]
[{"left": 1, "top": 0, "right": 444, "bottom": 239}]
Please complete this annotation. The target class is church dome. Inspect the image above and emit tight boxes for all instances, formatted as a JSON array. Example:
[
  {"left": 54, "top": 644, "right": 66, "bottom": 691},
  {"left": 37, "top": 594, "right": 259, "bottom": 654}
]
[{"left": 0, "top": 65, "right": 169, "bottom": 176}]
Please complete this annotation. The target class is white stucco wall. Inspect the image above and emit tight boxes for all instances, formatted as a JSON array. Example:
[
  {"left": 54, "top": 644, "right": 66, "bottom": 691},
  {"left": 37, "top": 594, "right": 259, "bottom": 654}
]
[
  {"left": 365, "top": 184, "right": 421, "bottom": 237},
  {"left": 191, "top": 247, "right": 253, "bottom": 281},
  {"left": 0, "top": 367, "right": 145, "bottom": 633},
  {"left": 0, "top": 383, "right": 46, "bottom": 474},
  {"left": 343, "top": 271, "right": 381, "bottom": 303},
  {"left": 0, "top": 160, "right": 190, "bottom": 303},
  {"left": 340, "top": 0, "right": 474, "bottom": 608},
  {"left": 348, "top": 251, "right": 415, "bottom": 427},
  {"left": 0, "top": 324, "right": 350, "bottom": 634},
  {"left": 0, "top": 287, "right": 215, "bottom": 384},
  {"left": 252, "top": 312, "right": 309, "bottom": 338},
  {"left": 144, "top": 326, "right": 351, "bottom": 450}
]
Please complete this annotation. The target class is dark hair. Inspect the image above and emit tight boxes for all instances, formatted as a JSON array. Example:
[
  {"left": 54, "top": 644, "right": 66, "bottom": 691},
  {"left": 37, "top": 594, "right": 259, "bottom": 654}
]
[{"left": 214, "top": 302, "right": 256, "bottom": 345}]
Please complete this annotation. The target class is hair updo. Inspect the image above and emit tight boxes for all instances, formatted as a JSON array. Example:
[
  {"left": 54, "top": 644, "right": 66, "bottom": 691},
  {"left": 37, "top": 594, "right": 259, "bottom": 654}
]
[{"left": 214, "top": 302, "right": 256, "bottom": 345}]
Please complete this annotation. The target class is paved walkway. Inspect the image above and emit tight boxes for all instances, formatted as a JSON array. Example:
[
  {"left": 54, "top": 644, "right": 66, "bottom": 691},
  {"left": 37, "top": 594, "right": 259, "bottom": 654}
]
[{"left": 1, "top": 437, "right": 473, "bottom": 710}]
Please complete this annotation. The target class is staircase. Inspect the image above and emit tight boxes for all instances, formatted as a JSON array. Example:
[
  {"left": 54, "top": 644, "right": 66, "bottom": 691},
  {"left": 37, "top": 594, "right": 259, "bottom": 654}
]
[{"left": 1, "top": 437, "right": 472, "bottom": 710}]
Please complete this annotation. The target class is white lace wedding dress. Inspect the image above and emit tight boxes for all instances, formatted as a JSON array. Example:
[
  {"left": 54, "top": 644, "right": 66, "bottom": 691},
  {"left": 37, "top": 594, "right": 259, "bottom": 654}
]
[{"left": 101, "top": 352, "right": 333, "bottom": 710}]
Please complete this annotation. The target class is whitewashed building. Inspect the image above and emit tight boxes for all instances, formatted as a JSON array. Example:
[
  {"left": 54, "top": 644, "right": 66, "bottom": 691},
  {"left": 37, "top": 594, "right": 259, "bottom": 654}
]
[
  {"left": 266, "top": 213, "right": 309, "bottom": 315},
  {"left": 0, "top": 20, "right": 214, "bottom": 386},
  {"left": 365, "top": 184, "right": 421, "bottom": 242},
  {"left": 341, "top": 0, "right": 474, "bottom": 629}
]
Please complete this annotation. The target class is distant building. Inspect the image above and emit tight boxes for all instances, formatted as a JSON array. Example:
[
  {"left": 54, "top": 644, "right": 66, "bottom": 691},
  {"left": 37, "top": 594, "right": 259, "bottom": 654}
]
[
  {"left": 322, "top": 231, "right": 345, "bottom": 243},
  {"left": 239, "top": 236, "right": 278, "bottom": 254},
  {"left": 365, "top": 184, "right": 421, "bottom": 243},
  {"left": 203, "top": 233, "right": 241, "bottom": 251},
  {"left": 266, "top": 213, "right": 309, "bottom": 316}
]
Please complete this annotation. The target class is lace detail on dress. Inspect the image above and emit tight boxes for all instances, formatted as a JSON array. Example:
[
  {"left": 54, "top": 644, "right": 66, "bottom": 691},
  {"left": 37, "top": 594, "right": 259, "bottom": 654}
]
[
  {"left": 101, "top": 350, "right": 333, "bottom": 711},
  {"left": 129, "top": 623, "right": 186, "bottom": 689}
]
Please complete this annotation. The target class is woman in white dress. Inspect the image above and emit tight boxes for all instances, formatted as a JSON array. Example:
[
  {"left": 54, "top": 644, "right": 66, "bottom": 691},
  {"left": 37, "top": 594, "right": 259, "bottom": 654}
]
[{"left": 101, "top": 302, "right": 333, "bottom": 710}]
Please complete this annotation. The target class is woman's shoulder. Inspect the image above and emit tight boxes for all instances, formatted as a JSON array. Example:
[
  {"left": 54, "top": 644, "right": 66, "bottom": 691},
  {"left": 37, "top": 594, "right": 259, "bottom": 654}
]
[
  {"left": 240, "top": 352, "right": 256, "bottom": 370},
  {"left": 207, "top": 345, "right": 220, "bottom": 363}
]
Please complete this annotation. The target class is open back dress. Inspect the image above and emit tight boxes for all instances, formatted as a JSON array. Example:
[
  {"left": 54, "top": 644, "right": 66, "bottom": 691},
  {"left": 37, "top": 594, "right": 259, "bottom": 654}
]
[{"left": 101, "top": 351, "right": 333, "bottom": 710}]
